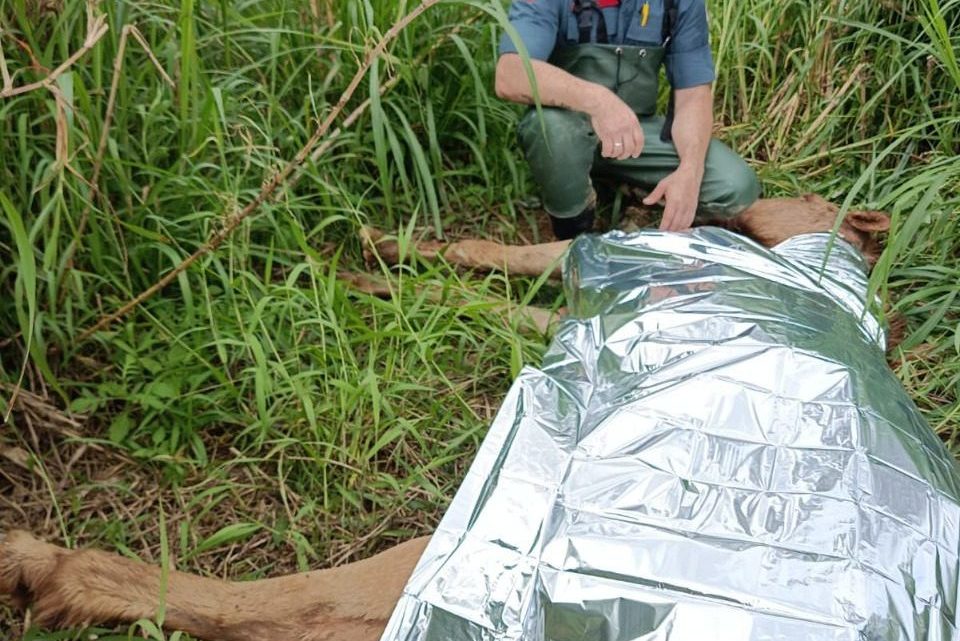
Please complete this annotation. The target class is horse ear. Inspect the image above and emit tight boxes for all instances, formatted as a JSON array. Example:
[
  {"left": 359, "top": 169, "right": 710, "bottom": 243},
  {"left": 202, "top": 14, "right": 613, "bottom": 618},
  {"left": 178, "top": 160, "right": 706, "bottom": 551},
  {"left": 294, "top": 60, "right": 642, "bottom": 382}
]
[
  {"left": 802, "top": 193, "right": 830, "bottom": 206},
  {"left": 846, "top": 210, "right": 890, "bottom": 232}
]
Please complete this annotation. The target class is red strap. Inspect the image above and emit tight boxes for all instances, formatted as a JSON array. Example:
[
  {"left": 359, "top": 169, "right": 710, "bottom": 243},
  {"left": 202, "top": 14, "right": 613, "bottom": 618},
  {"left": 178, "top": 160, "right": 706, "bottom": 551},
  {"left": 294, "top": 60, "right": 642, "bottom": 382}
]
[{"left": 596, "top": 0, "right": 620, "bottom": 7}]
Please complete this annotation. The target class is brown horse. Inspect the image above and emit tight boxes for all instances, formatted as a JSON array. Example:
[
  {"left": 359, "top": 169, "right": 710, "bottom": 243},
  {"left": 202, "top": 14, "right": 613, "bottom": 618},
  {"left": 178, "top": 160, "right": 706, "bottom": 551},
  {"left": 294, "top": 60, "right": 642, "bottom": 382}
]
[
  {"left": 0, "top": 195, "right": 891, "bottom": 641},
  {"left": 361, "top": 194, "right": 889, "bottom": 276}
]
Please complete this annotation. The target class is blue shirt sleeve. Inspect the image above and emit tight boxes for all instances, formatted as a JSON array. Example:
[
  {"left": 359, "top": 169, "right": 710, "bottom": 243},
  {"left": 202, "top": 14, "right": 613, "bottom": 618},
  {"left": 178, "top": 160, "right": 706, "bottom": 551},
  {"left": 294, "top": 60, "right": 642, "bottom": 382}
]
[
  {"left": 498, "top": 0, "right": 562, "bottom": 60},
  {"left": 665, "top": 0, "right": 715, "bottom": 89}
]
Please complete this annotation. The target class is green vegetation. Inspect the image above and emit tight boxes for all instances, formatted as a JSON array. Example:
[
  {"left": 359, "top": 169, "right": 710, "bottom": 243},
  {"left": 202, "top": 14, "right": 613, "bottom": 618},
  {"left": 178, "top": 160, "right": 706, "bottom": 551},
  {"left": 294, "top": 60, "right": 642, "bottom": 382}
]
[{"left": 1, "top": 0, "right": 958, "bottom": 638}]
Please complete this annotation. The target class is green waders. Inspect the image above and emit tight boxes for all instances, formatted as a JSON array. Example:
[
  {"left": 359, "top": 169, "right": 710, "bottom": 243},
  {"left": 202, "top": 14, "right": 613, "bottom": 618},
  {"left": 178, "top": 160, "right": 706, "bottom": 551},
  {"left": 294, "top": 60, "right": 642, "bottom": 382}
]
[{"left": 517, "top": 42, "right": 761, "bottom": 221}]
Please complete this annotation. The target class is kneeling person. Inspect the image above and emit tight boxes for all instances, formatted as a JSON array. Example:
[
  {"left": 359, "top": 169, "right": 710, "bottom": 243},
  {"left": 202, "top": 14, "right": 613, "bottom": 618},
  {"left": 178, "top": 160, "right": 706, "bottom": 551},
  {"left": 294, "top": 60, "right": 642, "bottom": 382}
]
[{"left": 495, "top": 0, "right": 760, "bottom": 239}]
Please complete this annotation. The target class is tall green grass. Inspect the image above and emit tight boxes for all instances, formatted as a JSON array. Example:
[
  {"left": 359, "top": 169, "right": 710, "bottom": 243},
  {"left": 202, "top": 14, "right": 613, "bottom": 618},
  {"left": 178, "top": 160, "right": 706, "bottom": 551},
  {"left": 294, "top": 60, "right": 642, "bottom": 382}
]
[{"left": 1, "top": 0, "right": 958, "bottom": 638}]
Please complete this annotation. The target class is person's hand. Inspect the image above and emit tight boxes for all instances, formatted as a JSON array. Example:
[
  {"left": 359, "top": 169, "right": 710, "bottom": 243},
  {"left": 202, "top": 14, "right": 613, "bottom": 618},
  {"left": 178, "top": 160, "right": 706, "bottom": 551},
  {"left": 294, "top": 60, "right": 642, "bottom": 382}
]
[
  {"left": 588, "top": 91, "right": 644, "bottom": 161},
  {"left": 643, "top": 165, "right": 704, "bottom": 231}
]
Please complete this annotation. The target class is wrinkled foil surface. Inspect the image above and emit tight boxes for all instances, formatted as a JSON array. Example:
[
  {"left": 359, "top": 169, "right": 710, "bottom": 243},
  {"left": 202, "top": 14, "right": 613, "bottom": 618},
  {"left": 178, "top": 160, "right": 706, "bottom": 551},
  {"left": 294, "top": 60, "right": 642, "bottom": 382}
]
[{"left": 380, "top": 229, "right": 960, "bottom": 641}]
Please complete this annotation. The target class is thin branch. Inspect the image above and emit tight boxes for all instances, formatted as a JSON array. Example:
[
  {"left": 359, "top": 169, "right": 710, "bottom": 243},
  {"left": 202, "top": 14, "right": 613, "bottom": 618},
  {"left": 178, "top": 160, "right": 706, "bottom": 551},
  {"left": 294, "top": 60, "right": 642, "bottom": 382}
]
[
  {"left": 0, "top": 29, "right": 13, "bottom": 91},
  {"left": 791, "top": 62, "right": 868, "bottom": 154},
  {"left": 129, "top": 26, "right": 175, "bottom": 88},
  {"left": 0, "top": 330, "right": 21, "bottom": 350},
  {"left": 76, "top": 0, "right": 442, "bottom": 344},
  {"left": 0, "top": 15, "right": 108, "bottom": 99},
  {"left": 322, "top": 0, "right": 336, "bottom": 30},
  {"left": 285, "top": 11, "right": 482, "bottom": 193},
  {"left": 59, "top": 25, "right": 175, "bottom": 297}
]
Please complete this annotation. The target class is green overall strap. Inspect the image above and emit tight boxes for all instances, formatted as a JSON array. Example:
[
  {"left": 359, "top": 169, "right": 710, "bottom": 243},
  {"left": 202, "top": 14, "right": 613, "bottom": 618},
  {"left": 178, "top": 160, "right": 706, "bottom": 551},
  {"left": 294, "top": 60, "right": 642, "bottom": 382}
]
[
  {"left": 572, "top": 0, "right": 609, "bottom": 44},
  {"left": 660, "top": 0, "right": 678, "bottom": 142}
]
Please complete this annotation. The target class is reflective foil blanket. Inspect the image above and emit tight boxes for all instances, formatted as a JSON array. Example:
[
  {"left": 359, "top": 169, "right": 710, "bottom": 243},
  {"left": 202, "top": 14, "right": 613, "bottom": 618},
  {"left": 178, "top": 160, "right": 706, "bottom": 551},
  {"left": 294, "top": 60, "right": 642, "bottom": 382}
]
[{"left": 380, "top": 229, "right": 960, "bottom": 641}]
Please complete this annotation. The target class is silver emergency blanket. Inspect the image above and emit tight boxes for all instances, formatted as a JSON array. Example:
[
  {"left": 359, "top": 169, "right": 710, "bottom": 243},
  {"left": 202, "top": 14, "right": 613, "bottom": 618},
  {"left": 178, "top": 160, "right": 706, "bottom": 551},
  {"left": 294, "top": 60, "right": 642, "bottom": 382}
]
[{"left": 380, "top": 228, "right": 960, "bottom": 641}]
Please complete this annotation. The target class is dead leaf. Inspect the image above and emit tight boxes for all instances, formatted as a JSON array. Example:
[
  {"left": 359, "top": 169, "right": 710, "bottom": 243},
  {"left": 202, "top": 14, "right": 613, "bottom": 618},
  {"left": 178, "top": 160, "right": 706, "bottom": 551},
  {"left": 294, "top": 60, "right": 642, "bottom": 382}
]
[{"left": 2, "top": 446, "right": 33, "bottom": 470}]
